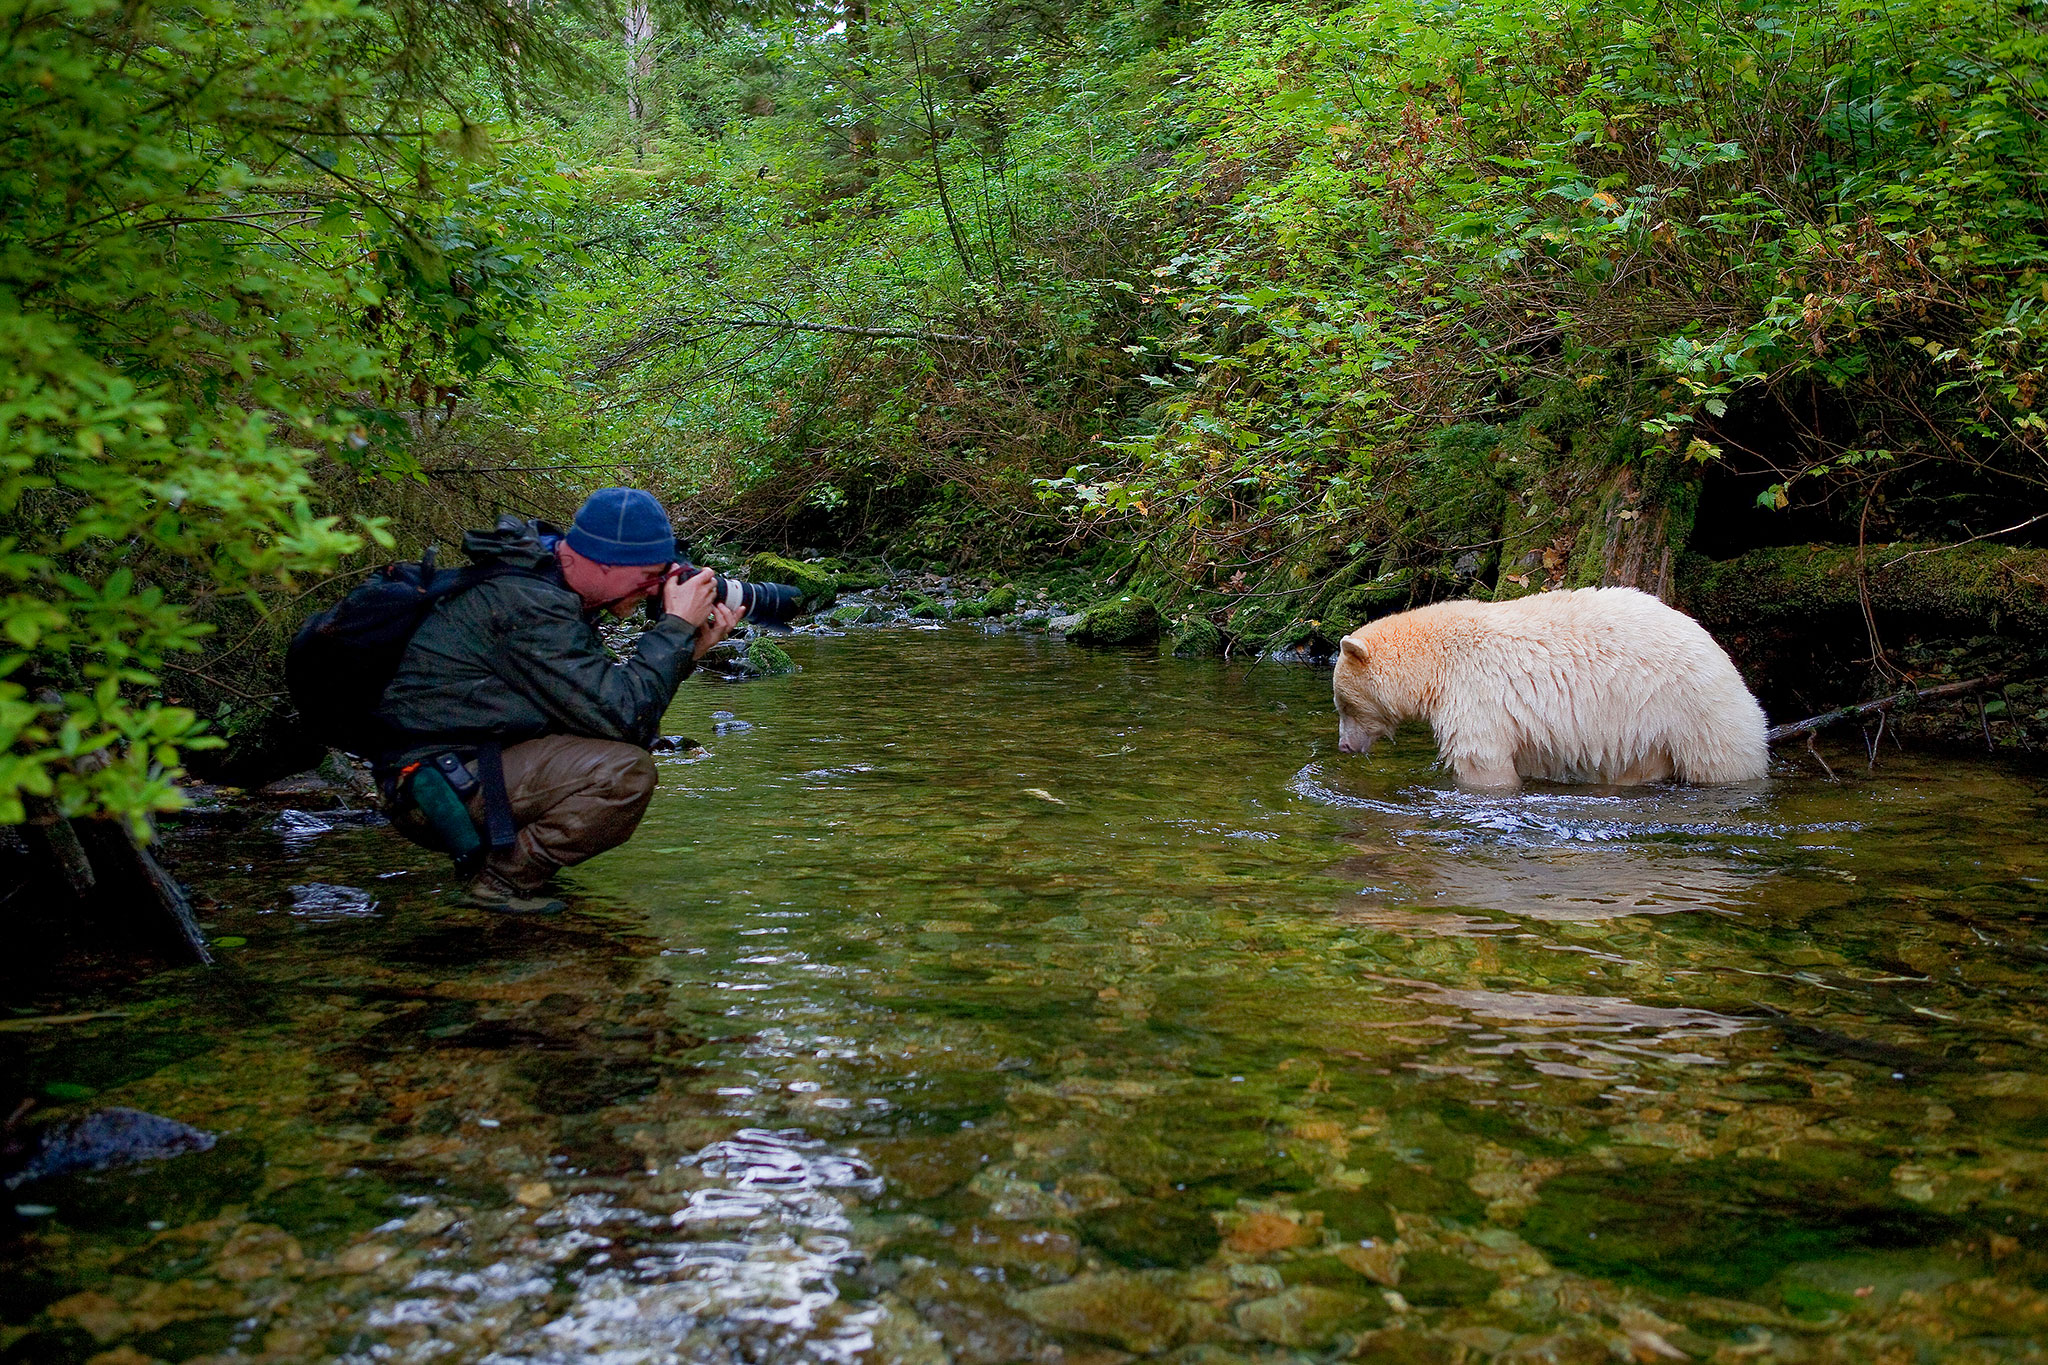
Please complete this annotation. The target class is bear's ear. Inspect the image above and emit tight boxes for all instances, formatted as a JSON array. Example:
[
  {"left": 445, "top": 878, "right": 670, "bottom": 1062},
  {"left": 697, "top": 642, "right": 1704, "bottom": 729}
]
[{"left": 1339, "top": 637, "right": 1369, "bottom": 666}]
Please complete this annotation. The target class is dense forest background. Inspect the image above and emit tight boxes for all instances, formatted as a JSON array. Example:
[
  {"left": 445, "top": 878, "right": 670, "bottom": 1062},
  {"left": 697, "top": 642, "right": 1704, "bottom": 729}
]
[{"left": 6, "top": 0, "right": 2048, "bottom": 826}]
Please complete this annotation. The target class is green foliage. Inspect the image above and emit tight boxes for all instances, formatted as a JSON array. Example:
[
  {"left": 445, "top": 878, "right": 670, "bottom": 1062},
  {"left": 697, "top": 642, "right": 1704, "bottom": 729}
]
[
  {"left": 1038, "top": 0, "right": 2048, "bottom": 586},
  {"left": 0, "top": 0, "right": 606, "bottom": 824}
]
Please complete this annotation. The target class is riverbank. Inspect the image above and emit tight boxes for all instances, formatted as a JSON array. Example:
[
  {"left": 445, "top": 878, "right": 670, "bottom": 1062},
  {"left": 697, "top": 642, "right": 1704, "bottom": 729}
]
[{"left": 702, "top": 545, "right": 2048, "bottom": 759}]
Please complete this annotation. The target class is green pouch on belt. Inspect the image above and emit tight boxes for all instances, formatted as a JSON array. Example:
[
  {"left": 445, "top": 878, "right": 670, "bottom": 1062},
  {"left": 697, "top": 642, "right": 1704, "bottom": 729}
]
[{"left": 406, "top": 766, "right": 484, "bottom": 871}]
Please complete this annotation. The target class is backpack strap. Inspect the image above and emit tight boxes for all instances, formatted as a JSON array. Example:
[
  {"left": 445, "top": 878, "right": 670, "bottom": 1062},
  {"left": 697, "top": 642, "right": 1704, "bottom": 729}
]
[{"left": 472, "top": 741, "right": 519, "bottom": 853}]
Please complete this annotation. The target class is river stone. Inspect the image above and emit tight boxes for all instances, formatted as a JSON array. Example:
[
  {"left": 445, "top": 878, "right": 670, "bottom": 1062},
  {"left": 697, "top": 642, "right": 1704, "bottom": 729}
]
[
  {"left": 866, "top": 1130, "right": 1004, "bottom": 1200},
  {"left": 1234, "top": 1285, "right": 1386, "bottom": 1346},
  {"left": 965, "top": 584, "right": 1020, "bottom": 618},
  {"left": 1067, "top": 596, "right": 1162, "bottom": 646},
  {"left": 1351, "top": 1327, "right": 1465, "bottom": 1364},
  {"left": 1169, "top": 618, "right": 1224, "bottom": 657},
  {"left": 823, "top": 603, "right": 883, "bottom": 626},
  {"left": 1076, "top": 1198, "right": 1220, "bottom": 1269},
  {"left": 19, "top": 1135, "right": 265, "bottom": 1232},
  {"left": 1396, "top": 1250, "right": 1500, "bottom": 1306},
  {"left": 745, "top": 636, "right": 796, "bottom": 676},
  {"left": 908, "top": 598, "right": 949, "bottom": 620},
  {"left": 1279, "top": 1254, "right": 1376, "bottom": 1290},
  {"left": 1011, "top": 1272, "right": 1190, "bottom": 1353},
  {"left": 1297, "top": 1189, "right": 1396, "bottom": 1241},
  {"left": 1048, "top": 612, "right": 1086, "bottom": 633},
  {"left": 746, "top": 552, "right": 836, "bottom": 607},
  {"left": 941, "top": 1220, "right": 1080, "bottom": 1277},
  {"left": 4, "top": 1107, "right": 216, "bottom": 1189}
]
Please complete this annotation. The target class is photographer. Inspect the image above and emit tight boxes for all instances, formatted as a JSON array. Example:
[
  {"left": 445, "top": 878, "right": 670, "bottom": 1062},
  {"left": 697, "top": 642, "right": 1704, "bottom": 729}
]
[{"left": 375, "top": 488, "right": 740, "bottom": 914}]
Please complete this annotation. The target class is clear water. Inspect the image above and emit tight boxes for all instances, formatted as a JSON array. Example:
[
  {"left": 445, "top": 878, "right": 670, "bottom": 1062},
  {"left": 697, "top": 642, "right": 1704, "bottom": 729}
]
[{"left": 6, "top": 626, "right": 2048, "bottom": 1363}]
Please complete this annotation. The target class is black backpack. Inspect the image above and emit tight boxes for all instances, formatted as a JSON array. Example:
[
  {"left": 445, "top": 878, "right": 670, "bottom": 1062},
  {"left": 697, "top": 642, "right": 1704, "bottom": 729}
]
[{"left": 287, "top": 549, "right": 531, "bottom": 759}]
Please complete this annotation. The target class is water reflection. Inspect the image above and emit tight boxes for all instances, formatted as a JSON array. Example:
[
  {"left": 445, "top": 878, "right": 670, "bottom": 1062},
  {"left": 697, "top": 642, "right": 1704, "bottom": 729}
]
[{"left": 1295, "top": 760, "right": 1847, "bottom": 920}]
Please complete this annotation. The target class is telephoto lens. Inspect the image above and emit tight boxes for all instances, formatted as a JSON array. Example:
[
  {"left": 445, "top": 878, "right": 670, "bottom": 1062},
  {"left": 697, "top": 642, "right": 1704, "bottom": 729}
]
[
  {"left": 707, "top": 573, "right": 804, "bottom": 624},
  {"left": 652, "top": 542, "right": 808, "bottom": 627}
]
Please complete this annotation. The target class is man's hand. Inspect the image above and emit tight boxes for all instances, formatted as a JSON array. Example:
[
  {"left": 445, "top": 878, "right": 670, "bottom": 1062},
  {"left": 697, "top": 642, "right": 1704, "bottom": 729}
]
[
  {"left": 692, "top": 602, "right": 743, "bottom": 660},
  {"left": 661, "top": 567, "right": 720, "bottom": 627}
]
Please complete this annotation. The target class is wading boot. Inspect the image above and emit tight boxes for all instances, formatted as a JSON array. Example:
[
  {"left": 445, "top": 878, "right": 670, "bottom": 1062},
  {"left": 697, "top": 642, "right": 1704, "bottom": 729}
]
[{"left": 464, "top": 869, "right": 566, "bottom": 916}]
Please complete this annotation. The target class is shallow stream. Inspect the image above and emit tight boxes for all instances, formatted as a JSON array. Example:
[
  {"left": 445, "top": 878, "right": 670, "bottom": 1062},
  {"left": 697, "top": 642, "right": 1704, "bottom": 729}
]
[{"left": 5, "top": 626, "right": 2048, "bottom": 1363}]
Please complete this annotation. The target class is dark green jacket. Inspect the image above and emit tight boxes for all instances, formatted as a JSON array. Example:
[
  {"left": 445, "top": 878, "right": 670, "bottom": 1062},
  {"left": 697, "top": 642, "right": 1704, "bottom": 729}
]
[{"left": 375, "top": 516, "right": 699, "bottom": 768}]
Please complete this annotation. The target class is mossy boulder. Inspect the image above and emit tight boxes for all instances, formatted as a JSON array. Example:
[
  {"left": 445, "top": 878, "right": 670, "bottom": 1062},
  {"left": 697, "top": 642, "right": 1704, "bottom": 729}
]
[
  {"left": 1169, "top": 618, "right": 1225, "bottom": 657},
  {"left": 747, "top": 552, "right": 836, "bottom": 609},
  {"left": 822, "top": 603, "right": 883, "bottom": 626},
  {"left": 1325, "top": 572, "right": 1416, "bottom": 631},
  {"left": 744, "top": 637, "right": 796, "bottom": 676},
  {"left": 1067, "top": 596, "right": 1163, "bottom": 646},
  {"left": 907, "top": 598, "right": 950, "bottom": 620},
  {"left": 966, "top": 584, "right": 1020, "bottom": 618}
]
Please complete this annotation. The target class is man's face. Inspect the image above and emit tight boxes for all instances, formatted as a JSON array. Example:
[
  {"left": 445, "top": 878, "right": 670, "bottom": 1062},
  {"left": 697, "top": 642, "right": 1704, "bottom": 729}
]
[{"left": 558, "top": 545, "right": 669, "bottom": 617}]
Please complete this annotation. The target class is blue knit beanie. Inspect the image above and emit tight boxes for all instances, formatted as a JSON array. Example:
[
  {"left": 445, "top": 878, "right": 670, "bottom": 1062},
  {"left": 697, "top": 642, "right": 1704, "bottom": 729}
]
[{"left": 566, "top": 487, "right": 674, "bottom": 566}]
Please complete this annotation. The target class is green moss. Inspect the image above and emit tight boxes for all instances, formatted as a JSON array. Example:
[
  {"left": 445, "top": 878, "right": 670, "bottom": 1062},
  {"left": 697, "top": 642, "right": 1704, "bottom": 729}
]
[
  {"left": 744, "top": 636, "right": 796, "bottom": 676},
  {"left": 1396, "top": 1252, "right": 1499, "bottom": 1306},
  {"left": 1068, "top": 595, "right": 1163, "bottom": 645},
  {"left": 974, "top": 584, "right": 1020, "bottom": 617},
  {"left": 1325, "top": 571, "right": 1415, "bottom": 629},
  {"left": 1682, "top": 543, "right": 2048, "bottom": 637},
  {"left": 907, "top": 598, "right": 949, "bottom": 620},
  {"left": 747, "top": 552, "right": 836, "bottom": 608},
  {"left": 822, "top": 603, "right": 883, "bottom": 626},
  {"left": 1170, "top": 617, "right": 1225, "bottom": 657},
  {"left": 1076, "top": 1198, "right": 1221, "bottom": 1269}
]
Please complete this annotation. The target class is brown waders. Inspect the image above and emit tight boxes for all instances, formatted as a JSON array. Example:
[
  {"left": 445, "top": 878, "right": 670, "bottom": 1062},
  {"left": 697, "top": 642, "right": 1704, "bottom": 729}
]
[{"left": 389, "top": 735, "right": 658, "bottom": 898}]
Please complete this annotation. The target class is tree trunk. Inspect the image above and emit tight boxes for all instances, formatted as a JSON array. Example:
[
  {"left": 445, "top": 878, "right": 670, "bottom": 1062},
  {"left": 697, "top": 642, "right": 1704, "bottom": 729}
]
[
  {"left": 626, "top": 2, "right": 655, "bottom": 158},
  {"left": 846, "top": 0, "right": 876, "bottom": 171}
]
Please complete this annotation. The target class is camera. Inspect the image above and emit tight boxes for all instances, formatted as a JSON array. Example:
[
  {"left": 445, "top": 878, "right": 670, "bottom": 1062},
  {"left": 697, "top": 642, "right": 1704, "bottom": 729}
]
[{"left": 658, "top": 542, "right": 807, "bottom": 625}]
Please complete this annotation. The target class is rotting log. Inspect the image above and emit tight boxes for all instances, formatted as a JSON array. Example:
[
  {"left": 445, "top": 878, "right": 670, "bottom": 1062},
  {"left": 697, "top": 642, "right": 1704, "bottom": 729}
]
[{"left": 1765, "top": 676, "right": 2006, "bottom": 745}]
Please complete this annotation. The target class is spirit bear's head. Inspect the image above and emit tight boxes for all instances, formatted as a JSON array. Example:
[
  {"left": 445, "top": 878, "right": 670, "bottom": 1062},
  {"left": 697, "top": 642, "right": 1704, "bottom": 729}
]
[{"left": 1332, "top": 631, "right": 1397, "bottom": 756}]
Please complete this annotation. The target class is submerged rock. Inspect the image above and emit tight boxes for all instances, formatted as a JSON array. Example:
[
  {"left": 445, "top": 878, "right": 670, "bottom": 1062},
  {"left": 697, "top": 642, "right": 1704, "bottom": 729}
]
[
  {"left": 5, "top": 1108, "right": 216, "bottom": 1189},
  {"left": 1235, "top": 1285, "right": 1387, "bottom": 1346},
  {"left": 1067, "top": 596, "right": 1163, "bottom": 646},
  {"left": 1397, "top": 1250, "right": 1500, "bottom": 1306},
  {"left": 1077, "top": 1198, "right": 1220, "bottom": 1269},
  {"left": 1011, "top": 1272, "right": 1190, "bottom": 1353},
  {"left": 285, "top": 883, "right": 379, "bottom": 919}
]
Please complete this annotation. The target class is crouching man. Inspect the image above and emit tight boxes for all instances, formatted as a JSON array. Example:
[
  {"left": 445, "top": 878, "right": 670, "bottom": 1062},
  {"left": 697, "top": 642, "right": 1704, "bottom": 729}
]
[{"left": 376, "top": 488, "right": 739, "bottom": 914}]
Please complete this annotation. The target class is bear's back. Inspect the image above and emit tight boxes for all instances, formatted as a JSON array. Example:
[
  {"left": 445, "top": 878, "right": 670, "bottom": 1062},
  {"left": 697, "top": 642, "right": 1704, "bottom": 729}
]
[{"left": 1437, "top": 588, "right": 1767, "bottom": 782}]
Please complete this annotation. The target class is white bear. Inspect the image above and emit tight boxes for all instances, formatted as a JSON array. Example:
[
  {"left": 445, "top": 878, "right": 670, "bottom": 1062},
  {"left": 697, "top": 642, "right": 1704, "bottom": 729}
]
[{"left": 1332, "top": 587, "right": 1768, "bottom": 788}]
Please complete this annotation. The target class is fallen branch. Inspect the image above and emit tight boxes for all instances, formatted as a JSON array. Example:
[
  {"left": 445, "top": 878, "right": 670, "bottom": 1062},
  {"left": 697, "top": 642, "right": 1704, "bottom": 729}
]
[
  {"left": 689, "top": 317, "right": 990, "bottom": 345},
  {"left": 1766, "top": 675, "right": 2006, "bottom": 745}
]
